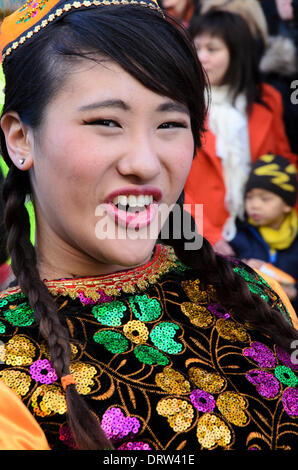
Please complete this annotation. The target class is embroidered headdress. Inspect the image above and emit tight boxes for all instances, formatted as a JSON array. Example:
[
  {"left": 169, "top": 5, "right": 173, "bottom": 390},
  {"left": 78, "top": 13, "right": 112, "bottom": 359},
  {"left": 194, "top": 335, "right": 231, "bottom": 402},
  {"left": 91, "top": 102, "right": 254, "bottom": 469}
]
[{"left": 0, "top": 0, "right": 163, "bottom": 62}]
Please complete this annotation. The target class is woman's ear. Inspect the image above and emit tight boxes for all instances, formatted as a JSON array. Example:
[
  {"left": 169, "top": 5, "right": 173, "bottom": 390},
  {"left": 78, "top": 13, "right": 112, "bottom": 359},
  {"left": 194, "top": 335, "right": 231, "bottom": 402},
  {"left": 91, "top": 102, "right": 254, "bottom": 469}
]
[{"left": 1, "top": 111, "right": 34, "bottom": 171}]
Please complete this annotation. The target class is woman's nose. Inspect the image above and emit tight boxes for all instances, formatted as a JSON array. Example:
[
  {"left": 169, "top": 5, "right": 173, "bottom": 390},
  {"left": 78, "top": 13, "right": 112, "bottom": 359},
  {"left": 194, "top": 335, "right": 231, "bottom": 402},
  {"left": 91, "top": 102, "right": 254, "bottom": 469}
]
[{"left": 117, "top": 134, "right": 161, "bottom": 181}]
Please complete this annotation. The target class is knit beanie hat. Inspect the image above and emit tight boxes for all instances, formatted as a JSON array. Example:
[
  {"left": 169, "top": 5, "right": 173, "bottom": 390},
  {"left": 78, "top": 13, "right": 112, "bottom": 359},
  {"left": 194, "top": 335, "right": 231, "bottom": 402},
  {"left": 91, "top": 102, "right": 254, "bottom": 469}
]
[{"left": 245, "top": 154, "right": 297, "bottom": 207}]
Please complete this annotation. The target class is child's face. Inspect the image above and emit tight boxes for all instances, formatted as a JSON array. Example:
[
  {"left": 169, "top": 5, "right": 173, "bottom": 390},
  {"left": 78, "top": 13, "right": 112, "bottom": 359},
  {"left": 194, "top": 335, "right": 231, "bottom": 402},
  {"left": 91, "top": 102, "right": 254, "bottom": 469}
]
[{"left": 245, "top": 188, "right": 292, "bottom": 230}]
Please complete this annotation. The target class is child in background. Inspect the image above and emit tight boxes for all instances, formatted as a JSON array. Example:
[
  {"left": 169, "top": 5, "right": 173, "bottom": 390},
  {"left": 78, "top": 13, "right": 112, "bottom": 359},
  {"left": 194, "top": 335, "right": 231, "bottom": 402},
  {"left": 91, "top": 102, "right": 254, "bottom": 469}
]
[{"left": 230, "top": 154, "right": 298, "bottom": 310}]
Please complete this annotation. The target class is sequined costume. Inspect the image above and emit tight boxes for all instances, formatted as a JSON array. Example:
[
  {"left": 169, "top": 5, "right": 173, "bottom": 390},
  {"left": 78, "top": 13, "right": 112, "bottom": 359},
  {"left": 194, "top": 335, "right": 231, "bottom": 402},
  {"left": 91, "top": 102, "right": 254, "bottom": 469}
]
[{"left": 0, "top": 244, "right": 297, "bottom": 450}]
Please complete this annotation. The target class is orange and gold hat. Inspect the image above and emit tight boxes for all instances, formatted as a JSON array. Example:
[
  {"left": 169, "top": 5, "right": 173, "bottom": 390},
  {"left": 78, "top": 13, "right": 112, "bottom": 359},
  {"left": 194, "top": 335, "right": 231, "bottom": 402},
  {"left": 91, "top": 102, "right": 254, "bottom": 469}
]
[{"left": 0, "top": 0, "right": 163, "bottom": 62}]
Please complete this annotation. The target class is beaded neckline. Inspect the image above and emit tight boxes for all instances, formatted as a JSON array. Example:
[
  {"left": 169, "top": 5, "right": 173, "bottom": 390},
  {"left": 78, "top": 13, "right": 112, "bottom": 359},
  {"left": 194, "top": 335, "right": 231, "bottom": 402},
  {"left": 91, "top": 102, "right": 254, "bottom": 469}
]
[{"left": 0, "top": 244, "right": 186, "bottom": 302}]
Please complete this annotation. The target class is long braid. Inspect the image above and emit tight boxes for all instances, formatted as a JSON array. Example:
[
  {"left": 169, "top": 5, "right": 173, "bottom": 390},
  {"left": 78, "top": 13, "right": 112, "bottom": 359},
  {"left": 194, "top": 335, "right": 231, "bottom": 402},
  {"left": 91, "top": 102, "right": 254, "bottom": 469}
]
[
  {"left": 164, "top": 204, "right": 298, "bottom": 352},
  {"left": 3, "top": 165, "right": 113, "bottom": 449}
]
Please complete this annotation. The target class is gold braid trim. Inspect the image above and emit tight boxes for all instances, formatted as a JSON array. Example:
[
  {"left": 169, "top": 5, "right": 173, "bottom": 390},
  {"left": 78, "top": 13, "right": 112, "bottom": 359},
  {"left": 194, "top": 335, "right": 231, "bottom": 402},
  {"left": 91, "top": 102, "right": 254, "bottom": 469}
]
[{"left": 0, "top": 244, "right": 178, "bottom": 301}]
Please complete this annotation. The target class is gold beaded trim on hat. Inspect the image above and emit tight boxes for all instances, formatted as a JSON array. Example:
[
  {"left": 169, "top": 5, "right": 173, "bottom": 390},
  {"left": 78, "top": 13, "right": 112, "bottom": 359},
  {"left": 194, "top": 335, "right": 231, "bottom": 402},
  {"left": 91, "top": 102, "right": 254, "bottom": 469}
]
[{"left": 2, "top": 0, "right": 164, "bottom": 61}]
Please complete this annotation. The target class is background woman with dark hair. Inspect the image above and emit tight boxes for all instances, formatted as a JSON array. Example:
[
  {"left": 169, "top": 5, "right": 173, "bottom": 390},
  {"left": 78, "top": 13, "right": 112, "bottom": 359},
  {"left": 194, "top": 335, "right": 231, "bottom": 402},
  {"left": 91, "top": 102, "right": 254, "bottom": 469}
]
[
  {"left": 0, "top": 0, "right": 297, "bottom": 451},
  {"left": 184, "top": 10, "right": 297, "bottom": 254}
]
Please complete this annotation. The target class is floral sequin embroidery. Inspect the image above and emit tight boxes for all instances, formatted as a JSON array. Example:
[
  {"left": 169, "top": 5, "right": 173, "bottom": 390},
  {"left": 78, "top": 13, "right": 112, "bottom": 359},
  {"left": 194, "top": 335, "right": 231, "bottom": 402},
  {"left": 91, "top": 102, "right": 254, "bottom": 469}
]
[
  {"left": 2, "top": 335, "right": 36, "bottom": 366},
  {"left": 30, "top": 359, "right": 58, "bottom": 384},
  {"left": 31, "top": 384, "right": 67, "bottom": 417},
  {"left": 0, "top": 369, "right": 31, "bottom": 397},
  {"left": 69, "top": 362, "right": 98, "bottom": 395},
  {"left": 155, "top": 367, "right": 191, "bottom": 394},
  {"left": 244, "top": 341, "right": 298, "bottom": 416},
  {"left": 101, "top": 407, "right": 141, "bottom": 440},
  {"left": 156, "top": 398, "right": 194, "bottom": 432},
  {"left": 3, "top": 303, "right": 35, "bottom": 326},
  {"left": 196, "top": 413, "right": 232, "bottom": 449}
]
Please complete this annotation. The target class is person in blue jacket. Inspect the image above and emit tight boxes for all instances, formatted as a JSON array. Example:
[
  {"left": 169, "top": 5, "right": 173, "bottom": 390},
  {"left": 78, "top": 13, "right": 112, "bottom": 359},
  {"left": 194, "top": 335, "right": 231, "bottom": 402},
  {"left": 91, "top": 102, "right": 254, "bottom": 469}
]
[{"left": 230, "top": 153, "right": 298, "bottom": 310}]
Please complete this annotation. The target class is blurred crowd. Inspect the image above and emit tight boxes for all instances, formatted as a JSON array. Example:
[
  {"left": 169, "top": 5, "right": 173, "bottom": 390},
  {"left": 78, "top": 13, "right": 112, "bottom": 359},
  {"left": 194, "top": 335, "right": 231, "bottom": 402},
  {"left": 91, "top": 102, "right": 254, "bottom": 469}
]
[
  {"left": 161, "top": 0, "right": 298, "bottom": 313},
  {"left": 1, "top": 0, "right": 298, "bottom": 313}
]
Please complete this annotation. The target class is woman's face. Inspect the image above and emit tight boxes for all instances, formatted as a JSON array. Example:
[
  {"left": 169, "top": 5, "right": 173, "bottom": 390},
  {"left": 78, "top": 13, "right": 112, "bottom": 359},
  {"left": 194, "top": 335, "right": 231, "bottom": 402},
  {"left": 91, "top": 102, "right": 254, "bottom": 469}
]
[
  {"left": 25, "top": 59, "right": 194, "bottom": 277},
  {"left": 194, "top": 33, "right": 230, "bottom": 86}
]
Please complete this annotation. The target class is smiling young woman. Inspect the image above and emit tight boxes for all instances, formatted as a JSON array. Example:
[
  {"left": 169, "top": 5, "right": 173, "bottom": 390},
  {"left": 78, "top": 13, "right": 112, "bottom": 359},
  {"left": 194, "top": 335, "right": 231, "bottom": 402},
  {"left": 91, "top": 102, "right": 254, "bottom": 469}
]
[{"left": 0, "top": 0, "right": 297, "bottom": 452}]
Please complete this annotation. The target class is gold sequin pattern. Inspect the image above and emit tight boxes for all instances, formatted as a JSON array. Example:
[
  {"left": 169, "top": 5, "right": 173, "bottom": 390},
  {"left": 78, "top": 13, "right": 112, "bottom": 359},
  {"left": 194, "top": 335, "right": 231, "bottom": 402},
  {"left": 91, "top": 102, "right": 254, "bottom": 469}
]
[
  {"left": 0, "top": 369, "right": 31, "bottom": 397},
  {"left": 216, "top": 319, "right": 251, "bottom": 343},
  {"left": 216, "top": 392, "right": 249, "bottom": 427},
  {"left": 181, "top": 302, "right": 214, "bottom": 328},
  {"left": 181, "top": 279, "right": 216, "bottom": 304},
  {"left": 3, "top": 335, "right": 36, "bottom": 366},
  {"left": 188, "top": 367, "right": 226, "bottom": 394},
  {"left": 69, "top": 362, "right": 98, "bottom": 395},
  {"left": 31, "top": 384, "right": 67, "bottom": 417},
  {"left": 155, "top": 367, "right": 191, "bottom": 395},
  {"left": 156, "top": 397, "right": 194, "bottom": 432},
  {"left": 123, "top": 320, "right": 149, "bottom": 344},
  {"left": 196, "top": 413, "right": 232, "bottom": 449}
]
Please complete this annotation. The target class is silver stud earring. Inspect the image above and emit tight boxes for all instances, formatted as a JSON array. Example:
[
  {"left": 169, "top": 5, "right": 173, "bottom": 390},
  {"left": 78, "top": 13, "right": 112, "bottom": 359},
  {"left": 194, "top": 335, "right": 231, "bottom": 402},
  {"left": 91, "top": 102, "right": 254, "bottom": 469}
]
[{"left": 19, "top": 158, "right": 25, "bottom": 165}]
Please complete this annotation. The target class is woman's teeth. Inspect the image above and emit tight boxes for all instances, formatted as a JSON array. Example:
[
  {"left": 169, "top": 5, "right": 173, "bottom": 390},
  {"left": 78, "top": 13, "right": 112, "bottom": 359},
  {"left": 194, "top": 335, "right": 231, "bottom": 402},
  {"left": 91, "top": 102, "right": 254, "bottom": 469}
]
[{"left": 112, "top": 195, "right": 154, "bottom": 212}]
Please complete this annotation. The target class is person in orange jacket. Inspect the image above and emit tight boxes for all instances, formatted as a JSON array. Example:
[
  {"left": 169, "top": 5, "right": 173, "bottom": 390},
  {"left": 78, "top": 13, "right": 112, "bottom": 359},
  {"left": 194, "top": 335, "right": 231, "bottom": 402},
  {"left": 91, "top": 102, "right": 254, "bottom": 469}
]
[{"left": 184, "top": 10, "right": 298, "bottom": 252}]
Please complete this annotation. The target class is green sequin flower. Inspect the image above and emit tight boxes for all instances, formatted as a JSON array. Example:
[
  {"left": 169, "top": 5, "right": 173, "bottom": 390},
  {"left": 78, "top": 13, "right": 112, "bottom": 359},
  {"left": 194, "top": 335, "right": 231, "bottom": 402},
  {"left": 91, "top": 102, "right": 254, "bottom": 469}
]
[
  {"left": 275, "top": 365, "right": 298, "bottom": 387},
  {"left": 3, "top": 303, "right": 35, "bottom": 327},
  {"left": 150, "top": 322, "right": 183, "bottom": 354},
  {"left": 92, "top": 301, "right": 127, "bottom": 326},
  {"left": 93, "top": 330, "right": 130, "bottom": 354},
  {"left": 128, "top": 295, "right": 162, "bottom": 322},
  {"left": 134, "top": 344, "right": 170, "bottom": 365},
  {"left": 92, "top": 293, "right": 182, "bottom": 365}
]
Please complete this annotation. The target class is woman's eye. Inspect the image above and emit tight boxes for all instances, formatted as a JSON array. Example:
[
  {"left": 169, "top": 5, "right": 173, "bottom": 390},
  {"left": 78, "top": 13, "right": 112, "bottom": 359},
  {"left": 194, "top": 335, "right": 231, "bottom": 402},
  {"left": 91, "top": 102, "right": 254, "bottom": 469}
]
[
  {"left": 83, "top": 119, "right": 119, "bottom": 127},
  {"left": 158, "top": 122, "right": 187, "bottom": 129}
]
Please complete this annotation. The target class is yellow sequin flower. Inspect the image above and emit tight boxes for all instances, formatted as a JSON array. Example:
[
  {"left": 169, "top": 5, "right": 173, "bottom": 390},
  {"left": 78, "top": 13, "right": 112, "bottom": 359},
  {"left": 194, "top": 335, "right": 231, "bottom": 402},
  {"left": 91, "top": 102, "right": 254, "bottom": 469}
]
[
  {"left": 156, "top": 397, "right": 194, "bottom": 432},
  {"left": 181, "top": 303, "right": 214, "bottom": 328},
  {"left": 181, "top": 279, "right": 216, "bottom": 303},
  {"left": 123, "top": 320, "right": 149, "bottom": 344},
  {"left": 189, "top": 367, "right": 226, "bottom": 394},
  {"left": 196, "top": 413, "right": 232, "bottom": 449},
  {"left": 0, "top": 369, "right": 31, "bottom": 397},
  {"left": 31, "top": 384, "right": 67, "bottom": 417},
  {"left": 216, "top": 392, "right": 249, "bottom": 427},
  {"left": 3, "top": 335, "right": 36, "bottom": 366},
  {"left": 155, "top": 367, "right": 191, "bottom": 395},
  {"left": 216, "top": 319, "right": 251, "bottom": 343},
  {"left": 69, "top": 362, "right": 98, "bottom": 395}
]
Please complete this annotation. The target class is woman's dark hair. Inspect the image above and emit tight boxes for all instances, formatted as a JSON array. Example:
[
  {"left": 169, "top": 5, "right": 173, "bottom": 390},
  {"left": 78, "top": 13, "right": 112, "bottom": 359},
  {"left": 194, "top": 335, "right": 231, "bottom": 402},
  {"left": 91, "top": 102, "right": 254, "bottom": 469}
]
[
  {"left": 1, "top": 3, "right": 298, "bottom": 451},
  {"left": 0, "top": 4, "right": 206, "bottom": 450},
  {"left": 188, "top": 9, "right": 262, "bottom": 110}
]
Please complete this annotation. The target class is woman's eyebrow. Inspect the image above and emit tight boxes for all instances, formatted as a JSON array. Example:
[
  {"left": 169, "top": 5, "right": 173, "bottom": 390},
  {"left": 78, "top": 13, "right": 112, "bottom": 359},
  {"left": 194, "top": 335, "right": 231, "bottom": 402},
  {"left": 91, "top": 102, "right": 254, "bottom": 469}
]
[
  {"left": 77, "top": 99, "right": 130, "bottom": 112},
  {"left": 77, "top": 99, "right": 189, "bottom": 115},
  {"left": 156, "top": 102, "right": 190, "bottom": 115}
]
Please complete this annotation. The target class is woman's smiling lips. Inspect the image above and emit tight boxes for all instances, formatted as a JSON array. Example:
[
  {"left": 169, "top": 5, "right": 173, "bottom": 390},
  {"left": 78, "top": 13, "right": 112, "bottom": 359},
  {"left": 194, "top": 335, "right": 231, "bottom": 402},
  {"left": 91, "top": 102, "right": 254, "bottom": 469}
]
[{"left": 102, "top": 186, "right": 162, "bottom": 229}]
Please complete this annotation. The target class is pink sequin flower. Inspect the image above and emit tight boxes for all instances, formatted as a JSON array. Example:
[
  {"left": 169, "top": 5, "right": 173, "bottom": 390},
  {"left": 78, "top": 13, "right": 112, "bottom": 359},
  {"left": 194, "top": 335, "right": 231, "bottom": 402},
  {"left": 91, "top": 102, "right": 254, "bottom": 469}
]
[
  {"left": 190, "top": 389, "right": 216, "bottom": 413},
  {"left": 246, "top": 370, "right": 280, "bottom": 398},
  {"left": 30, "top": 358, "right": 58, "bottom": 384},
  {"left": 118, "top": 442, "right": 152, "bottom": 450},
  {"left": 101, "top": 407, "right": 141, "bottom": 440},
  {"left": 282, "top": 388, "right": 298, "bottom": 417},
  {"left": 244, "top": 342, "right": 276, "bottom": 368}
]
